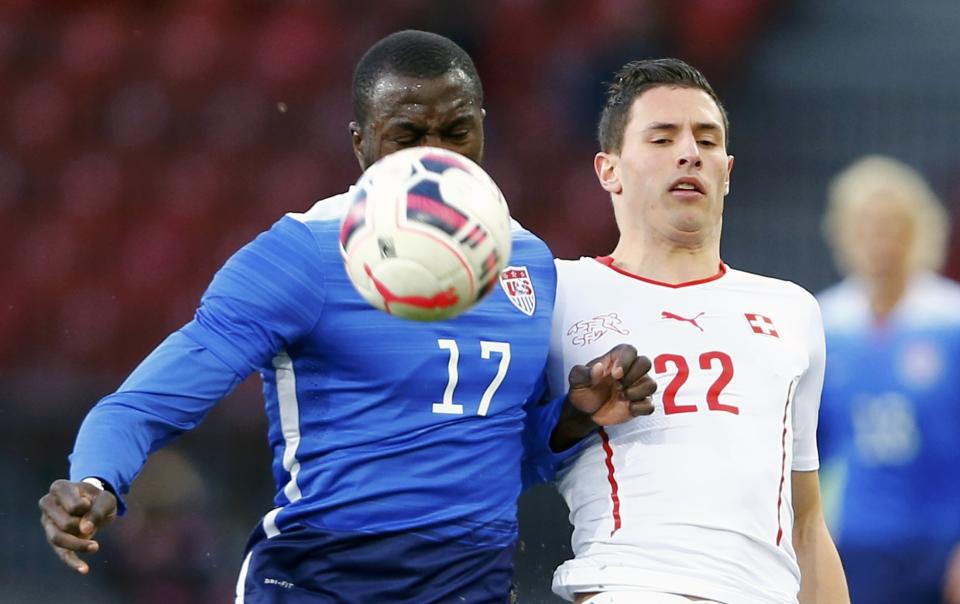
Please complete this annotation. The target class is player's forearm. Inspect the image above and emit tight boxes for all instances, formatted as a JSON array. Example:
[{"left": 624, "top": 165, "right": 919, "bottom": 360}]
[
  {"left": 520, "top": 394, "right": 589, "bottom": 488},
  {"left": 549, "top": 398, "right": 597, "bottom": 452},
  {"left": 69, "top": 397, "right": 163, "bottom": 506},
  {"left": 69, "top": 331, "right": 243, "bottom": 511},
  {"left": 794, "top": 517, "right": 849, "bottom": 604}
]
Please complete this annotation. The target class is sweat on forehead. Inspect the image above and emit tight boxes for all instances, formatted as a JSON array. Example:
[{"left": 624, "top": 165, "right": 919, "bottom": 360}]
[{"left": 368, "top": 69, "right": 477, "bottom": 105}]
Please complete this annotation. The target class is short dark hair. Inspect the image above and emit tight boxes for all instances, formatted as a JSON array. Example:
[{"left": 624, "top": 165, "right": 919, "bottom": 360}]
[
  {"left": 352, "top": 30, "right": 483, "bottom": 126},
  {"left": 598, "top": 58, "right": 729, "bottom": 153}
]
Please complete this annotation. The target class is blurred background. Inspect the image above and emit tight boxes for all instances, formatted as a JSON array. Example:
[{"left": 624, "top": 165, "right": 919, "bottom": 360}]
[{"left": 4, "top": 0, "right": 960, "bottom": 602}]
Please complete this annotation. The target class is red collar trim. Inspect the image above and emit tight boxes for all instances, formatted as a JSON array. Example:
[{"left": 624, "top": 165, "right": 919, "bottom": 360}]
[{"left": 594, "top": 256, "right": 727, "bottom": 288}]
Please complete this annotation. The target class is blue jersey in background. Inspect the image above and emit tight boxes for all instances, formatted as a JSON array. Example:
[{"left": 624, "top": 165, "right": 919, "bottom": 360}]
[{"left": 818, "top": 273, "right": 960, "bottom": 603}]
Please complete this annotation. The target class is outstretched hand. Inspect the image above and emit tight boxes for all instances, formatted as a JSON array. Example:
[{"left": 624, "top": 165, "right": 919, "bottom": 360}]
[
  {"left": 567, "top": 343, "right": 656, "bottom": 425},
  {"left": 39, "top": 479, "right": 117, "bottom": 574}
]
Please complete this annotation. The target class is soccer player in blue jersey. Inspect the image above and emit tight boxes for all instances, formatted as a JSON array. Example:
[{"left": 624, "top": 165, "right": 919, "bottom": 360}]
[
  {"left": 818, "top": 155, "right": 960, "bottom": 604},
  {"left": 38, "top": 30, "right": 656, "bottom": 603}
]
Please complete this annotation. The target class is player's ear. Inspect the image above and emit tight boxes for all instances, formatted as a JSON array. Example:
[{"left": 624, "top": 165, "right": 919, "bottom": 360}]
[
  {"left": 724, "top": 154, "right": 735, "bottom": 195},
  {"left": 594, "top": 152, "right": 622, "bottom": 195},
  {"left": 349, "top": 121, "right": 365, "bottom": 169}
]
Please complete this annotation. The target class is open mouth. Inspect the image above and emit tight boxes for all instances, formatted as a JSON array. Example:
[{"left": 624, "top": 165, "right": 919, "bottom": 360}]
[{"left": 669, "top": 178, "right": 705, "bottom": 194}]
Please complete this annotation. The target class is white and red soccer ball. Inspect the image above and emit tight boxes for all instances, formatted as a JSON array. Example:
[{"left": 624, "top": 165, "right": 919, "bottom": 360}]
[{"left": 339, "top": 146, "right": 512, "bottom": 321}]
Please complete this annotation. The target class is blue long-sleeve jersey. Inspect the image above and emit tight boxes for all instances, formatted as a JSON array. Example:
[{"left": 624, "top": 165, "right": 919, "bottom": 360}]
[
  {"left": 70, "top": 190, "right": 565, "bottom": 549},
  {"left": 818, "top": 273, "right": 960, "bottom": 548}
]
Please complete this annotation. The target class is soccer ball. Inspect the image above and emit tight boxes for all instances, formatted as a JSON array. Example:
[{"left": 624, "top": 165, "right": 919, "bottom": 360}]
[{"left": 339, "top": 146, "right": 512, "bottom": 321}]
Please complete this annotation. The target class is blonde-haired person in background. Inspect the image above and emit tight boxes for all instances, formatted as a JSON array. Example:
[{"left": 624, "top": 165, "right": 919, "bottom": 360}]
[{"left": 818, "top": 155, "right": 960, "bottom": 604}]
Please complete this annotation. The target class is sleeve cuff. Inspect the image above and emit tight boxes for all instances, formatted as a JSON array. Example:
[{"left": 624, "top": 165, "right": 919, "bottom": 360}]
[
  {"left": 70, "top": 467, "right": 127, "bottom": 515},
  {"left": 522, "top": 395, "right": 588, "bottom": 486}
]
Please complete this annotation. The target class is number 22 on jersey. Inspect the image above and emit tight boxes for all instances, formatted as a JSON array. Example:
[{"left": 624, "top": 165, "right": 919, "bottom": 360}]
[
  {"left": 655, "top": 351, "right": 738, "bottom": 415},
  {"left": 432, "top": 339, "right": 511, "bottom": 416}
]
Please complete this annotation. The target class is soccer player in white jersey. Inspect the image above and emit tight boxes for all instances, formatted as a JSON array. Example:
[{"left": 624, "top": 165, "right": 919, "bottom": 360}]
[
  {"left": 37, "top": 31, "right": 655, "bottom": 604},
  {"left": 546, "top": 58, "right": 849, "bottom": 604}
]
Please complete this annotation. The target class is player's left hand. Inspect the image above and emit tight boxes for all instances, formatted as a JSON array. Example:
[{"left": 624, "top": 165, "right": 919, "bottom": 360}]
[
  {"left": 550, "top": 344, "right": 656, "bottom": 451},
  {"left": 567, "top": 343, "right": 656, "bottom": 425}
]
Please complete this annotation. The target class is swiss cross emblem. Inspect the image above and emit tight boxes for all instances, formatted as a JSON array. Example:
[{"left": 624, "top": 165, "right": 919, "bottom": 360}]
[
  {"left": 499, "top": 265, "right": 536, "bottom": 316},
  {"left": 745, "top": 313, "right": 779, "bottom": 337}
]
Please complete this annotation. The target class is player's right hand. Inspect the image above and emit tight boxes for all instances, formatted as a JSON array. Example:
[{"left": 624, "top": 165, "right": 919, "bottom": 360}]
[{"left": 39, "top": 479, "right": 117, "bottom": 574}]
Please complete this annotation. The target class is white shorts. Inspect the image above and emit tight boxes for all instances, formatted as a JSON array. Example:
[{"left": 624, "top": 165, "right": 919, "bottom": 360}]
[{"left": 577, "top": 592, "right": 724, "bottom": 604}]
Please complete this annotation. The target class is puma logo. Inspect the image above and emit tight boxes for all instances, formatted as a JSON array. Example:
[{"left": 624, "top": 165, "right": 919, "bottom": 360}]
[
  {"left": 661, "top": 311, "right": 705, "bottom": 332},
  {"left": 364, "top": 264, "right": 459, "bottom": 313}
]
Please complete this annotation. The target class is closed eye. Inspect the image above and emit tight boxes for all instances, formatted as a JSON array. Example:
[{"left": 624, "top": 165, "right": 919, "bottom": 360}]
[{"left": 393, "top": 129, "right": 424, "bottom": 145}]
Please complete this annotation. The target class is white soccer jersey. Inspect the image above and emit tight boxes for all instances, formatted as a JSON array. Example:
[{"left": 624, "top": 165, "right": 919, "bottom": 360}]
[{"left": 548, "top": 258, "right": 825, "bottom": 604}]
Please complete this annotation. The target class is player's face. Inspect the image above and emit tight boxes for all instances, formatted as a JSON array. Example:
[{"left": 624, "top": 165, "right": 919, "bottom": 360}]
[
  {"left": 843, "top": 194, "right": 914, "bottom": 280},
  {"left": 597, "top": 86, "right": 734, "bottom": 247},
  {"left": 351, "top": 70, "right": 484, "bottom": 171}
]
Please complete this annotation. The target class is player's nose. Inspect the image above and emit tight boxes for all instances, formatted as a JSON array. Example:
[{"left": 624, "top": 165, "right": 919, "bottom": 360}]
[
  {"left": 420, "top": 134, "right": 442, "bottom": 148},
  {"left": 676, "top": 133, "right": 702, "bottom": 168}
]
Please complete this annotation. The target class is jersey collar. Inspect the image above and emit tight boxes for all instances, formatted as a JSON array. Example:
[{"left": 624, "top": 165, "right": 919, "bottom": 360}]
[{"left": 594, "top": 256, "right": 727, "bottom": 288}]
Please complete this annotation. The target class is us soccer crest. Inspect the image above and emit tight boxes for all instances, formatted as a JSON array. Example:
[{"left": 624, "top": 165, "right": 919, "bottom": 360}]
[{"left": 499, "top": 265, "right": 536, "bottom": 316}]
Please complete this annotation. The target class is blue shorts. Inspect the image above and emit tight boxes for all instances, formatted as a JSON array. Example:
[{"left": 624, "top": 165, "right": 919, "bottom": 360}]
[{"left": 235, "top": 524, "right": 515, "bottom": 603}]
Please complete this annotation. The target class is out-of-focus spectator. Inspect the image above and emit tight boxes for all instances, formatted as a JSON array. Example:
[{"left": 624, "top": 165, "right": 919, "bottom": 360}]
[
  {"left": 1, "top": 0, "right": 778, "bottom": 378},
  {"left": 103, "top": 449, "right": 234, "bottom": 604},
  {"left": 817, "top": 155, "right": 960, "bottom": 604}
]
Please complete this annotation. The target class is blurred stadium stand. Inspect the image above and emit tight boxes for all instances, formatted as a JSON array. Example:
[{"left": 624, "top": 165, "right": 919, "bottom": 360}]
[{"left": 3, "top": 1, "right": 959, "bottom": 602}]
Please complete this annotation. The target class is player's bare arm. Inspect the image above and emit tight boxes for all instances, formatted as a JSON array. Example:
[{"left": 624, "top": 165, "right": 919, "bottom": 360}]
[
  {"left": 945, "top": 543, "right": 960, "bottom": 604},
  {"left": 792, "top": 471, "right": 850, "bottom": 604},
  {"left": 39, "top": 479, "right": 117, "bottom": 575},
  {"left": 551, "top": 343, "right": 656, "bottom": 451}
]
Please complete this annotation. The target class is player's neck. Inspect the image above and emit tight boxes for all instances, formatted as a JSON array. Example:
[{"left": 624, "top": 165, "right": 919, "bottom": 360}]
[
  {"left": 609, "top": 238, "right": 722, "bottom": 285},
  {"left": 865, "top": 271, "right": 908, "bottom": 321}
]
